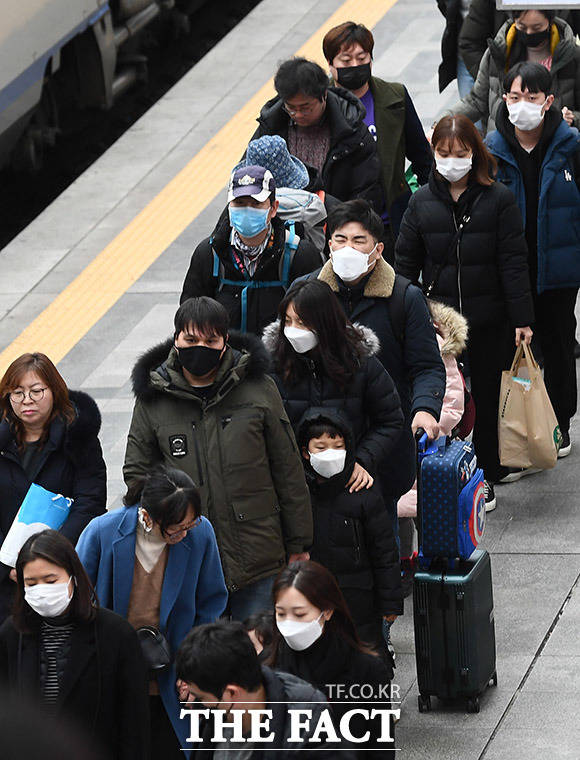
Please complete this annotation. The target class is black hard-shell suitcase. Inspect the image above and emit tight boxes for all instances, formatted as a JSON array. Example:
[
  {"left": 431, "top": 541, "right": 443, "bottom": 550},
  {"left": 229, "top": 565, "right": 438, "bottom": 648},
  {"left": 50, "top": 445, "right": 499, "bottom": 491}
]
[{"left": 413, "top": 548, "right": 497, "bottom": 713}]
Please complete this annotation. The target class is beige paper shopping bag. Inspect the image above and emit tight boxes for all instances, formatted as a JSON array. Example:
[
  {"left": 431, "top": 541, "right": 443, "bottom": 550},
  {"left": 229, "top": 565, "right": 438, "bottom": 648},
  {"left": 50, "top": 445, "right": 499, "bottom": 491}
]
[{"left": 499, "top": 343, "right": 562, "bottom": 469}]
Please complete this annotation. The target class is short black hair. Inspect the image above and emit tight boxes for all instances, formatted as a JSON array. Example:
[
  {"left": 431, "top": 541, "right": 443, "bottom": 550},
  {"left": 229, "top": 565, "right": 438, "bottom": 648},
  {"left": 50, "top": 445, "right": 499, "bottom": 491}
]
[
  {"left": 124, "top": 465, "right": 201, "bottom": 537},
  {"left": 327, "top": 198, "right": 384, "bottom": 241},
  {"left": 174, "top": 297, "right": 229, "bottom": 340},
  {"left": 504, "top": 61, "right": 553, "bottom": 96},
  {"left": 274, "top": 58, "right": 329, "bottom": 102},
  {"left": 513, "top": 10, "right": 555, "bottom": 22},
  {"left": 298, "top": 420, "right": 344, "bottom": 450},
  {"left": 176, "top": 621, "right": 263, "bottom": 696}
]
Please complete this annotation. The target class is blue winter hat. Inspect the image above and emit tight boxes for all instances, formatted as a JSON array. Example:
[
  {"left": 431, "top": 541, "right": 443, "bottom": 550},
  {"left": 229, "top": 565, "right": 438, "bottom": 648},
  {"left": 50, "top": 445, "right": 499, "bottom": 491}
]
[{"left": 238, "top": 135, "right": 310, "bottom": 190}]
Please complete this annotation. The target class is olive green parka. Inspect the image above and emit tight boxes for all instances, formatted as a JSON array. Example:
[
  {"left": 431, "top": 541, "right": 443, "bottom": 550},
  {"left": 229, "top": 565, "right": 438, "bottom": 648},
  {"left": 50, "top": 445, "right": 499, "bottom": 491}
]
[{"left": 123, "top": 332, "right": 313, "bottom": 592}]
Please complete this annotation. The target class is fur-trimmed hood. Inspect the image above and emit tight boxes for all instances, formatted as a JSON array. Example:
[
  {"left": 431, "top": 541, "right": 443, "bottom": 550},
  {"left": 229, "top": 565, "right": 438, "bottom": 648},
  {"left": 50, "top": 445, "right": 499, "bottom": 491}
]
[
  {"left": 317, "top": 257, "right": 396, "bottom": 298},
  {"left": 131, "top": 330, "right": 271, "bottom": 402},
  {"left": 427, "top": 300, "right": 468, "bottom": 357},
  {"left": 261, "top": 320, "right": 381, "bottom": 359}
]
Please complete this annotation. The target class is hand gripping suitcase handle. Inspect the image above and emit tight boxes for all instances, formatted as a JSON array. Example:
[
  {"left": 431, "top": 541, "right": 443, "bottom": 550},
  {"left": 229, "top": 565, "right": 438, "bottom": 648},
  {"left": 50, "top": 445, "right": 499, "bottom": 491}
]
[{"left": 415, "top": 428, "right": 429, "bottom": 453}]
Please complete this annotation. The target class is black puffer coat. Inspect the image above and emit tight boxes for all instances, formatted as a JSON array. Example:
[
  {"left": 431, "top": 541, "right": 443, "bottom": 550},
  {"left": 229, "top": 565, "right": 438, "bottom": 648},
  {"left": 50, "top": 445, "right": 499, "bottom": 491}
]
[
  {"left": 262, "top": 322, "right": 404, "bottom": 477},
  {"left": 395, "top": 172, "right": 534, "bottom": 329},
  {"left": 0, "top": 391, "right": 107, "bottom": 620},
  {"left": 180, "top": 214, "right": 322, "bottom": 336},
  {"left": 251, "top": 87, "right": 383, "bottom": 210},
  {"left": 297, "top": 408, "right": 403, "bottom": 619},
  {"left": 437, "top": 0, "right": 464, "bottom": 92}
]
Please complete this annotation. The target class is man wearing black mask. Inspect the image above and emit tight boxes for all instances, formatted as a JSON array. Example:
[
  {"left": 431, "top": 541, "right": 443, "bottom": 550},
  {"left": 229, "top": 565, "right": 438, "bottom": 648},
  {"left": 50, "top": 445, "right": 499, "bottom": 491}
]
[
  {"left": 323, "top": 21, "right": 433, "bottom": 254},
  {"left": 124, "top": 297, "right": 313, "bottom": 620}
]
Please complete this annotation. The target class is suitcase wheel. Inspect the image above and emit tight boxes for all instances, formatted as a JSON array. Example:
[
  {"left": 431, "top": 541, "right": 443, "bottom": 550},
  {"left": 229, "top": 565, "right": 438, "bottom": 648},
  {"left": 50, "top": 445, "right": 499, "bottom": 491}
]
[
  {"left": 418, "top": 694, "right": 431, "bottom": 713},
  {"left": 489, "top": 671, "right": 498, "bottom": 688},
  {"left": 466, "top": 696, "right": 480, "bottom": 713}
]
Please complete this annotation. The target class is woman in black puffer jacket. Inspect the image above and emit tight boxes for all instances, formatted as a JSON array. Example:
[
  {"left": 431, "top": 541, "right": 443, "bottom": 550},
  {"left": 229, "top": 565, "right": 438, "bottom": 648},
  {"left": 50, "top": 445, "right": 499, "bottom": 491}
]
[
  {"left": 262, "top": 279, "right": 404, "bottom": 494},
  {"left": 395, "top": 114, "right": 534, "bottom": 506}
]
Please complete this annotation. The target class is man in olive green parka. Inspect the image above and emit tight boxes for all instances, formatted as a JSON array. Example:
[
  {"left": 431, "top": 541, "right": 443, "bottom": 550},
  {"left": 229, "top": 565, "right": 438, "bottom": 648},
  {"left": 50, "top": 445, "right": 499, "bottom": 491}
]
[{"left": 123, "top": 297, "right": 312, "bottom": 620}]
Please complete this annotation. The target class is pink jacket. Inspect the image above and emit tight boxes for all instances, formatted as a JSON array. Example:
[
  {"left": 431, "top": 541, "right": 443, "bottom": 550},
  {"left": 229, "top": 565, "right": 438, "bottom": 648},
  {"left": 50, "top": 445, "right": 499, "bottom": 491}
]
[{"left": 398, "top": 302, "right": 468, "bottom": 518}]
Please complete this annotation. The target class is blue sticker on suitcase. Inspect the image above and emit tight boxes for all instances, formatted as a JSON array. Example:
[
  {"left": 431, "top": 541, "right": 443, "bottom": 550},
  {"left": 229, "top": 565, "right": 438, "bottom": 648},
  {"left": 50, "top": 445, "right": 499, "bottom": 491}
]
[{"left": 418, "top": 438, "right": 485, "bottom": 562}]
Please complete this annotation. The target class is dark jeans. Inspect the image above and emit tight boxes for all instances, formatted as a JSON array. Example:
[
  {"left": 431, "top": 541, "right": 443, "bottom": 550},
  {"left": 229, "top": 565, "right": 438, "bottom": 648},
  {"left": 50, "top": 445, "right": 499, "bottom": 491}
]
[
  {"left": 228, "top": 574, "right": 275, "bottom": 622},
  {"left": 150, "top": 695, "right": 182, "bottom": 759},
  {"left": 467, "top": 323, "right": 514, "bottom": 483},
  {"left": 532, "top": 287, "right": 578, "bottom": 434}
]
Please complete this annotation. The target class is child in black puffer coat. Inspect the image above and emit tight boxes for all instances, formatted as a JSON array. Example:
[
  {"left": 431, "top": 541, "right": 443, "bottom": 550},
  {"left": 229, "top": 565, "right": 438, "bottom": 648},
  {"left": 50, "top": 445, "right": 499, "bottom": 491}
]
[{"left": 296, "top": 407, "right": 403, "bottom": 658}]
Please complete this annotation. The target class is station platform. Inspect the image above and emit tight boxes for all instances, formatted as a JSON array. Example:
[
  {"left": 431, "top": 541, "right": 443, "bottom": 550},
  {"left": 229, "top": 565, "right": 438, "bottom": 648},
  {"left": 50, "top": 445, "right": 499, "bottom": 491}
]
[{"left": 0, "top": 0, "right": 578, "bottom": 757}]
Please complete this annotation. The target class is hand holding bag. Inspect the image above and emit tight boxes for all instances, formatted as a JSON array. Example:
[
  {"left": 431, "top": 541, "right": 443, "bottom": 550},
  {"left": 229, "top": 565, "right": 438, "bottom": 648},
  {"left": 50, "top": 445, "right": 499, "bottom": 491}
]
[
  {"left": 499, "top": 343, "right": 562, "bottom": 469},
  {"left": 0, "top": 484, "right": 73, "bottom": 567},
  {"left": 136, "top": 626, "right": 172, "bottom": 676}
]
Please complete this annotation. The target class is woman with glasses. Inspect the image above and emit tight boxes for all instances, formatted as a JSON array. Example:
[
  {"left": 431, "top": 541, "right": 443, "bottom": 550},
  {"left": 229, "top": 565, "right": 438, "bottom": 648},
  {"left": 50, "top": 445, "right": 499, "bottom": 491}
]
[
  {"left": 76, "top": 465, "right": 228, "bottom": 759},
  {"left": 0, "top": 353, "right": 106, "bottom": 623}
]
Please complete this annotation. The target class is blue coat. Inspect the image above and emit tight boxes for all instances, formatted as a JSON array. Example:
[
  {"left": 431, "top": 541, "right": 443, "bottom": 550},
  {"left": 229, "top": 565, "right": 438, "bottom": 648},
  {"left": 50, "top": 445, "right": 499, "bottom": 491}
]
[
  {"left": 486, "top": 120, "right": 580, "bottom": 293},
  {"left": 76, "top": 506, "right": 228, "bottom": 753}
]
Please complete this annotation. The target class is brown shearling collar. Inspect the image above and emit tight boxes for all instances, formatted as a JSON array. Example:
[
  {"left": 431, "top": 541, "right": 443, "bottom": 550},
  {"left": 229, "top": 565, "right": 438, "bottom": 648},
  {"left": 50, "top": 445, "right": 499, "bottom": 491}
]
[{"left": 318, "top": 257, "right": 396, "bottom": 298}]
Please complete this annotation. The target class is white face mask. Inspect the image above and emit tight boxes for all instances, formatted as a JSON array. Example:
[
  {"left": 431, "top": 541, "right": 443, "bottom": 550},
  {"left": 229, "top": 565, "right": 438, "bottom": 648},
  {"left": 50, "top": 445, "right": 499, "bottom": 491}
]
[
  {"left": 435, "top": 155, "right": 473, "bottom": 183},
  {"left": 25, "top": 576, "right": 73, "bottom": 618},
  {"left": 330, "top": 244, "right": 376, "bottom": 283},
  {"left": 284, "top": 325, "right": 318, "bottom": 354},
  {"left": 277, "top": 612, "right": 324, "bottom": 651},
  {"left": 507, "top": 99, "right": 546, "bottom": 131},
  {"left": 309, "top": 448, "right": 347, "bottom": 479}
]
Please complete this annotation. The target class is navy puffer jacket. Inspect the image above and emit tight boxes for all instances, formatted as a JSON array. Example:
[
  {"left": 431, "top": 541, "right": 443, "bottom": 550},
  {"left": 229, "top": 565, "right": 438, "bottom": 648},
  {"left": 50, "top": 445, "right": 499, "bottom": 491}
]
[{"left": 486, "top": 116, "right": 580, "bottom": 294}]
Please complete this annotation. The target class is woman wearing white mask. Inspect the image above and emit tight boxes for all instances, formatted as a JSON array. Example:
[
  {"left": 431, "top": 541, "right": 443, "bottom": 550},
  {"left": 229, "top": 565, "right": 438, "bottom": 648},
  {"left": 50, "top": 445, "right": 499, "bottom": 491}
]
[
  {"left": 262, "top": 279, "right": 404, "bottom": 494},
  {"left": 0, "top": 530, "right": 149, "bottom": 759},
  {"left": 268, "top": 560, "right": 397, "bottom": 759},
  {"left": 395, "top": 113, "right": 534, "bottom": 511}
]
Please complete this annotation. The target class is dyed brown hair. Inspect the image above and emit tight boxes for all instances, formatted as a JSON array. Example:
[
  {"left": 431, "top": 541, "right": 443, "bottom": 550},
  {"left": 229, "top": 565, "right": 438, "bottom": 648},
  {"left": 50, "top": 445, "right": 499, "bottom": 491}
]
[
  {"left": 0, "top": 353, "right": 75, "bottom": 448},
  {"left": 267, "top": 560, "right": 377, "bottom": 666},
  {"left": 432, "top": 114, "right": 497, "bottom": 186},
  {"left": 323, "top": 22, "right": 374, "bottom": 64}
]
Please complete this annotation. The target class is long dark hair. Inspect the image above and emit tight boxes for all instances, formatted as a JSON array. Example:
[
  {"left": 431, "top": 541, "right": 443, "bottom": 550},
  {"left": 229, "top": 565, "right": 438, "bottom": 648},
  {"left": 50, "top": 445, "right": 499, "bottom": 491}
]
[
  {"left": 124, "top": 465, "right": 201, "bottom": 537},
  {"left": 275, "top": 280, "right": 366, "bottom": 390},
  {"left": 13, "top": 530, "right": 97, "bottom": 633},
  {"left": 267, "top": 561, "right": 376, "bottom": 666}
]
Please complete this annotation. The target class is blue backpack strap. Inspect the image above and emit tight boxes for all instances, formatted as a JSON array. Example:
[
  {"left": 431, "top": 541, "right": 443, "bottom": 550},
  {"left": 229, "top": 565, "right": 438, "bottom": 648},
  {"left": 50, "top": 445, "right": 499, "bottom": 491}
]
[{"left": 279, "top": 221, "right": 299, "bottom": 288}]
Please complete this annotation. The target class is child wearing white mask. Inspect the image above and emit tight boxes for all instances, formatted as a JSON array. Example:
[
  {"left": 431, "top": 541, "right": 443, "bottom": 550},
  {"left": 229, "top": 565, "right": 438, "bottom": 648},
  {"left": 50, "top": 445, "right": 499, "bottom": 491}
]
[{"left": 295, "top": 408, "right": 402, "bottom": 660}]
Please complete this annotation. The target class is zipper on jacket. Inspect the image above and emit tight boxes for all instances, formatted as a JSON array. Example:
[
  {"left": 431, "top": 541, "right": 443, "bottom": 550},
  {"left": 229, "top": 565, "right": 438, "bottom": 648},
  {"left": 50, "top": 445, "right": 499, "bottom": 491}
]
[
  {"left": 453, "top": 212, "right": 464, "bottom": 314},
  {"left": 352, "top": 520, "right": 361, "bottom": 564},
  {"left": 191, "top": 423, "right": 204, "bottom": 485}
]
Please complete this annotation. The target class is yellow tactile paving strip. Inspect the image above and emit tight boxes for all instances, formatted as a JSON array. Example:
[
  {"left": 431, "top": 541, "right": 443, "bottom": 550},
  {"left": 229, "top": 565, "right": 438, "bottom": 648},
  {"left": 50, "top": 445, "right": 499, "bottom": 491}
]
[{"left": 0, "top": 0, "right": 398, "bottom": 371}]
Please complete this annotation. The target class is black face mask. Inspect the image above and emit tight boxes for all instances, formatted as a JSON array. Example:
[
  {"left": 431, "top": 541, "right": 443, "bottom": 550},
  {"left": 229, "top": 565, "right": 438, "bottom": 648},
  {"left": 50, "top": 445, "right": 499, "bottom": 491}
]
[
  {"left": 517, "top": 28, "right": 550, "bottom": 47},
  {"left": 336, "top": 63, "right": 371, "bottom": 91},
  {"left": 177, "top": 345, "right": 223, "bottom": 377}
]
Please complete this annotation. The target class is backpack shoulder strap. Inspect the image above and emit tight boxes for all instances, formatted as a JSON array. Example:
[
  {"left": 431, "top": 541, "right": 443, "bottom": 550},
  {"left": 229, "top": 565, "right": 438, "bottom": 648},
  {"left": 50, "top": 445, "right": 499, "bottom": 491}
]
[
  {"left": 279, "top": 221, "right": 300, "bottom": 286},
  {"left": 388, "top": 274, "right": 412, "bottom": 347}
]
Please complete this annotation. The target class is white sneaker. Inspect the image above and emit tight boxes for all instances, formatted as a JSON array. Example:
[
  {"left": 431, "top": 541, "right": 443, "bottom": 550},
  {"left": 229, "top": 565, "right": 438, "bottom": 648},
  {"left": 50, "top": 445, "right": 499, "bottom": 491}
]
[
  {"left": 558, "top": 432, "right": 571, "bottom": 458},
  {"left": 499, "top": 467, "right": 542, "bottom": 484}
]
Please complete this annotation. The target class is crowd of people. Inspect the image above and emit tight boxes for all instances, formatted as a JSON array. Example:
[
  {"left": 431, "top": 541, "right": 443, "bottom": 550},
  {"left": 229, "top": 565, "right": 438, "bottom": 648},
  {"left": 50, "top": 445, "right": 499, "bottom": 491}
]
[{"left": 0, "top": 9, "right": 579, "bottom": 758}]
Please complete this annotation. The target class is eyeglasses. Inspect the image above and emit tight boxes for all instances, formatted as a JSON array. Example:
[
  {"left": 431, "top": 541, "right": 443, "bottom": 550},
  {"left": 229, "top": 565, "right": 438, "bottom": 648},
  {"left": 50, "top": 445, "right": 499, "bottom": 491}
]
[
  {"left": 163, "top": 518, "right": 201, "bottom": 538},
  {"left": 9, "top": 387, "right": 47, "bottom": 403},
  {"left": 283, "top": 101, "right": 321, "bottom": 116}
]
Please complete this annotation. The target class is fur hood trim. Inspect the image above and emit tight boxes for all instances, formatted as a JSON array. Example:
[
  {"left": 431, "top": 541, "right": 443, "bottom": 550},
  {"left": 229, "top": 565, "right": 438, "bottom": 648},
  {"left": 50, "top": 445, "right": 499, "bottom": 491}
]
[
  {"left": 427, "top": 300, "right": 468, "bottom": 357},
  {"left": 317, "top": 257, "right": 396, "bottom": 298},
  {"left": 261, "top": 320, "right": 381, "bottom": 359},
  {"left": 67, "top": 390, "right": 102, "bottom": 440},
  {"left": 131, "top": 330, "right": 271, "bottom": 401}
]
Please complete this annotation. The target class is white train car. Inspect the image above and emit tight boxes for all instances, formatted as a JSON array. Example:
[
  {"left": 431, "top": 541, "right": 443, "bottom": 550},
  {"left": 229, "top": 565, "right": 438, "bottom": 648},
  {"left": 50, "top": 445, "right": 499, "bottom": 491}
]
[{"left": 0, "top": 0, "right": 192, "bottom": 171}]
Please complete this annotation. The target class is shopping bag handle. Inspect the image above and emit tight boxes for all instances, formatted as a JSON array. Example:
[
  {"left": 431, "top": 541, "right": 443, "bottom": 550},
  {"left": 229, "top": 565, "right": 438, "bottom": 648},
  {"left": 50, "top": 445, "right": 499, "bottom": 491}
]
[{"left": 509, "top": 342, "right": 539, "bottom": 374}]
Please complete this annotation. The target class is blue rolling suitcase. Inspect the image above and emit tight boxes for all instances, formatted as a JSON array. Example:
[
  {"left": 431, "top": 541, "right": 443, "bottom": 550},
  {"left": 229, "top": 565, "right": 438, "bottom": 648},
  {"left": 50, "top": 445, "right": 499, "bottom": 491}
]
[
  {"left": 413, "top": 549, "right": 497, "bottom": 713},
  {"left": 416, "top": 434, "right": 486, "bottom": 565}
]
